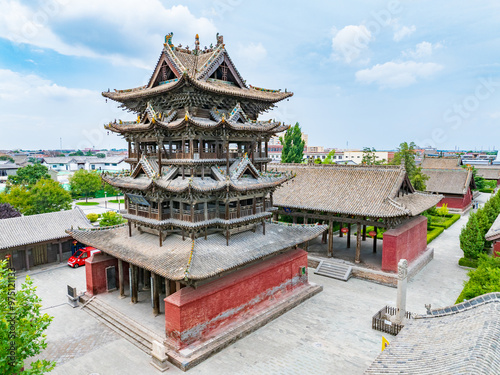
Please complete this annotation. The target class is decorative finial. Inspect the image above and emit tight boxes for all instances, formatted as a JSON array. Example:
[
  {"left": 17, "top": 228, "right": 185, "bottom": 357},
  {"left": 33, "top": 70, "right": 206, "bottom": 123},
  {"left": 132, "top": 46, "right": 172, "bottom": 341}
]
[
  {"left": 195, "top": 34, "right": 200, "bottom": 51},
  {"left": 216, "top": 33, "right": 223, "bottom": 46}
]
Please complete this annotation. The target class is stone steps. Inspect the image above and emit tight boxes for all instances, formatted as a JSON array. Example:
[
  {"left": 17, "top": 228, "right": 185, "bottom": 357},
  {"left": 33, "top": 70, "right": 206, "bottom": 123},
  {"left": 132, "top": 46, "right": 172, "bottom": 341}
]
[
  {"left": 80, "top": 295, "right": 163, "bottom": 354},
  {"left": 314, "top": 260, "right": 352, "bottom": 281}
]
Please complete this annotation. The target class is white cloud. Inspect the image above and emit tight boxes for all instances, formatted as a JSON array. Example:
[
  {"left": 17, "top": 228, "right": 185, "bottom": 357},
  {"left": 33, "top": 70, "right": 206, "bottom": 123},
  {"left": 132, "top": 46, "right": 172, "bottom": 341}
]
[
  {"left": 236, "top": 42, "right": 267, "bottom": 63},
  {"left": 0, "top": 1, "right": 217, "bottom": 69},
  {"left": 355, "top": 61, "right": 443, "bottom": 88},
  {"left": 403, "top": 41, "right": 443, "bottom": 59},
  {"left": 393, "top": 25, "right": 416, "bottom": 42},
  {"left": 0, "top": 69, "right": 123, "bottom": 149},
  {"left": 331, "top": 25, "right": 373, "bottom": 64}
]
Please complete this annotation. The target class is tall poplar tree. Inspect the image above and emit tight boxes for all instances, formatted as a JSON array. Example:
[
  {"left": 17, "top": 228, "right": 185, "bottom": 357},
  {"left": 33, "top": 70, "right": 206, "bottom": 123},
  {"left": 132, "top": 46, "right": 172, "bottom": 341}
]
[{"left": 279, "top": 123, "right": 305, "bottom": 164}]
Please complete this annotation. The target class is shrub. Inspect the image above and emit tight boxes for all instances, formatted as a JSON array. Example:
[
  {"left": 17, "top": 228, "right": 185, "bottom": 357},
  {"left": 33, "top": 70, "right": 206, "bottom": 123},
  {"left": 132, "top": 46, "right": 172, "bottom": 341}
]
[
  {"left": 459, "top": 212, "right": 485, "bottom": 259},
  {"left": 425, "top": 206, "right": 438, "bottom": 216},
  {"left": 430, "top": 214, "right": 460, "bottom": 229},
  {"left": 458, "top": 257, "right": 479, "bottom": 268},
  {"left": 423, "top": 213, "right": 433, "bottom": 229},
  {"left": 86, "top": 213, "right": 98, "bottom": 223},
  {"left": 436, "top": 203, "right": 449, "bottom": 216},
  {"left": 99, "top": 211, "right": 126, "bottom": 227},
  {"left": 456, "top": 255, "right": 500, "bottom": 303},
  {"left": 479, "top": 188, "right": 494, "bottom": 193},
  {"left": 427, "top": 226, "right": 444, "bottom": 244}
]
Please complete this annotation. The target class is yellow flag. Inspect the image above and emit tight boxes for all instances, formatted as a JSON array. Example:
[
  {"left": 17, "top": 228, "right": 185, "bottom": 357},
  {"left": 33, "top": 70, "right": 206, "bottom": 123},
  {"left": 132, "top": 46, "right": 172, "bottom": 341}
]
[{"left": 381, "top": 336, "right": 390, "bottom": 352}]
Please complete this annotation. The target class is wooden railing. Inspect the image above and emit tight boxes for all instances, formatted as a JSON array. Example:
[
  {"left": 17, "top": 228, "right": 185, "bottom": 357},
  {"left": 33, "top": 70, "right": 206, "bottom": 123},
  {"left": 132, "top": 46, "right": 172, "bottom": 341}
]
[{"left": 372, "top": 306, "right": 413, "bottom": 336}]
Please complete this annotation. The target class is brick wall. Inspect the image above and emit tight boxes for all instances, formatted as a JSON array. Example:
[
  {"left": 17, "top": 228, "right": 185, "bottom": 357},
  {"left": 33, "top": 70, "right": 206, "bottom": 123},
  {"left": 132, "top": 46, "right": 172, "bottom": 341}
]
[
  {"left": 382, "top": 216, "right": 428, "bottom": 272},
  {"left": 164, "top": 248, "right": 309, "bottom": 350},
  {"left": 85, "top": 253, "right": 118, "bottom": 295},
  {"left": 438, "top": 188, "right": 472, "bottom": 210}
]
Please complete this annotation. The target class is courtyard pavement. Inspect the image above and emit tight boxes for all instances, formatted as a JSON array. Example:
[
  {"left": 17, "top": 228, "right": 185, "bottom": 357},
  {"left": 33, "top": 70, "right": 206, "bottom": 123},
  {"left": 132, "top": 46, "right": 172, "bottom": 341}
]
[{"left": 20, "top": 193, "right": 490, "bottom": 374}]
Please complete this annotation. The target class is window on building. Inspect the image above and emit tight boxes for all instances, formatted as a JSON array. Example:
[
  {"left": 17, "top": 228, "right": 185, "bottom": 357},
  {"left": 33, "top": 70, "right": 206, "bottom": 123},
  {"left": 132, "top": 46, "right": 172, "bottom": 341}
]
[{"left": 53, "top": 165, "right": 57, "bottom": 168}]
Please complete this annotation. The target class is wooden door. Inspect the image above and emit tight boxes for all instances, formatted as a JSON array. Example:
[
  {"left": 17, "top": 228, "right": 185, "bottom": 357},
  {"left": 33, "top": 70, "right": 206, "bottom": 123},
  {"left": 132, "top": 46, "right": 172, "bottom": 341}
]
[{"left": 33, "top": 244, "right": 48, "bottom": 266}]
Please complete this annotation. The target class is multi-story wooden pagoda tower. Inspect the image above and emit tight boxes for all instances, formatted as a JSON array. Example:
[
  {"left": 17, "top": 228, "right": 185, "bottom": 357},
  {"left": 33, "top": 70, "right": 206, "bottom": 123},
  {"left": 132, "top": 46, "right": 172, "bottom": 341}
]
[{"left": 70, "top": 33, "right": 324, "bottom": 370}]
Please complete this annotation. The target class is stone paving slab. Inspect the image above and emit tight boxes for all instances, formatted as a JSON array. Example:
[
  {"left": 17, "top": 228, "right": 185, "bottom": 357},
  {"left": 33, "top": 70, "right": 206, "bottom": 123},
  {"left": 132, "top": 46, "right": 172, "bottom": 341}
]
[{"left": 19, "top": 193, "right": 491, "bottom": 374}]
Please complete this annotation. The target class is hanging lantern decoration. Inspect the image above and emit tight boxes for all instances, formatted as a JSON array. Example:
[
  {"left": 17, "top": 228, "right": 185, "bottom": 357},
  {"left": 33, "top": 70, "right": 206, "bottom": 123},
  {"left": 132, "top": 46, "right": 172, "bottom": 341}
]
[
  {"left": 341, "top": 227, "right": 349, "bottom": 234},
  {"left": 5, "top": 254, "right": 11, "bottom": 259},
  {"left": 368, "top": 231, "right": 377, "bottom": 238}
]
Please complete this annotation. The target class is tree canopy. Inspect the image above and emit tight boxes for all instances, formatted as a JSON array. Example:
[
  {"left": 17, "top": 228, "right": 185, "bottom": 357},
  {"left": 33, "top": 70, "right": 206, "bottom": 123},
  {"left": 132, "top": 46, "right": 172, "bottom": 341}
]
[
  {"left": 70, "top": 169, "right": 102, "bottom": 202},
  {"left": 7, "top": 164, "right": 51, "bottom": 188},
  {"left": 391, "top": 142, "right": 428, "bottom": 191},
  {"left": 0, "top": 203, "right": 21, "bottom": 220},
  {"left": 279, "top": 123, "right": 305, "bottom": 164},
  {"left": 69, "top": 150, "right": 84, "bottom": 156},
  {"left": 322, "top": 149, "right": 336, "bottom": 164},
  {"left": 0, "top": 260, "right": 56, "bottom": 374},
  {"left": 0, "top": 155, "right": 14, "bottom": 163},
  {"left": 1, "top": 179, "right": 72, "bottom": 216}
]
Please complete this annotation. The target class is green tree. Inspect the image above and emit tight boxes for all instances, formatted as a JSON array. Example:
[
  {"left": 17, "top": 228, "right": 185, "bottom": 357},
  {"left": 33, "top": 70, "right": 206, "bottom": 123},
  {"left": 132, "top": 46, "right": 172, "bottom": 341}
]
[
  {"left": 0, "top": 155, "right": 15, "bottom": 163},
  {"left": 96, "top": 153, "right": 106, "bottom": 158},
  {"left": 85, "top": 151, "right": 93, "bottom": 156},
  {"left": 28, "top": 179, "right": 72, "bottom": 215},
  {"left": 456, "top": 255, "right": 500, "bottom": 303},
  {"left": 313, "top": 158, "right": 322, "bottom": 164},
  {"left": 322, "top": 149, "right": 336, "bottom": 164},
  {"left": 103, "top": 182, "right": 119, "bottom": 197},
  {"left": 99, "top": 211, "right": 126, "bottom": 227},
  {"left": 70, "top": 169, "right": 102, "bottom": 202},
  {"left": 7, "top": 164, "right": 51, "bottom": 188},
  {"left": 279, "top": 123, "right": 305, "bottom": 163},
  {"left": 391, "top": 142, "right": 428, "bottom": 191},
  {"left": 69, "top": 150, "right": 84, "bottom": 156},
  {"left": 0, "top": 260, "right": 56, "bottom": 374},
  {"left": 459, "top": 212, "right": 485, "bottom": 259}
]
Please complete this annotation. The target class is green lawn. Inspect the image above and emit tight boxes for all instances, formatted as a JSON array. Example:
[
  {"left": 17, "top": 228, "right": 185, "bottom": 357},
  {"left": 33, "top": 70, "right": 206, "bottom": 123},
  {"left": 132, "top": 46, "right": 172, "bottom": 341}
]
[
  {"left": 76, "top": 201, "right": 99, "bottom": 206},
  {"left": 108, "top": 199, "right": 125, "bottom": 204}
]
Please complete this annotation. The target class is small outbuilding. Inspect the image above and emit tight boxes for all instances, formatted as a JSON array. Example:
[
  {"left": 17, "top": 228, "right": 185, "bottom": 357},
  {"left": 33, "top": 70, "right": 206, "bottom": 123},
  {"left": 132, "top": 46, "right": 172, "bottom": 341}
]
[{"left": 0, "top": 208, "right": 90, "bottom": 270}]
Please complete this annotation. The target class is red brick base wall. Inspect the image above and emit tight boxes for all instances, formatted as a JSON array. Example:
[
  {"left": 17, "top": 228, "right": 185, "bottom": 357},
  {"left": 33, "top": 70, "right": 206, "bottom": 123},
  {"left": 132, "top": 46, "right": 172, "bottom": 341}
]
[
  {"left": 437, "top": 188, "right": 472, "bottom": 210},
  {"left": 164, "top": 248, "right": 309, "bottom": 350},
  {"left": 493, "top": 242, "right": 500, "bottom": 258},
  {"left": 382, "top": 216, "right": 428, "bottom": 272},
  {"left": 85, "top": 253, "right": 118, "bottom": 296}
]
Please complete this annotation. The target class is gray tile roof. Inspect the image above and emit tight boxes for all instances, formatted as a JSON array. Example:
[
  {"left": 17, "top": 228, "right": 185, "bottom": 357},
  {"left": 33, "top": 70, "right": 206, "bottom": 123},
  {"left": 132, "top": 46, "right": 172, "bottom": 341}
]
[
  {"left": 485, "top": 214, "right": 500, "bottom": 241},
  {"left": 68, "top": 221, "right": 326, "bottom": 281},
  {"left": 420, "top": 156, "right": 462, "bottom": 169},
  {"left": 365, "top": 293, "right": 500, "bottom": 374},
  {"left": 0, "top": 208, "right": 90, "bottom": 250},
  {"left": 422, "top": 168, "right": 475, "bottom": 195},
  {"left": 475, "top": 166, "right": 500, "bottom": 180},
  {"left": 271, "top": 164, "right": 442, "bottom": 218}
]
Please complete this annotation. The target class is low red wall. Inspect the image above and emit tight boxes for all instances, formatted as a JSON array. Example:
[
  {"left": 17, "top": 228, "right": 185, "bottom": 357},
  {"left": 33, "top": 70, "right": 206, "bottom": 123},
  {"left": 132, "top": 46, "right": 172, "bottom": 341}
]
[
  {"left": 437, "top": 188, "right": 472, "bottom": 210},
  {"left": 382, "top": 216, "right": 427, "bottom": 272},
  {"left": 164, "top": 248, "right": 309, "bottom": 349},
  {"left": 85, "top": 253, "right": 118, "bottom": 296},
  {"left": 493, "top": 242, "right": 500, "bottom": 258}
]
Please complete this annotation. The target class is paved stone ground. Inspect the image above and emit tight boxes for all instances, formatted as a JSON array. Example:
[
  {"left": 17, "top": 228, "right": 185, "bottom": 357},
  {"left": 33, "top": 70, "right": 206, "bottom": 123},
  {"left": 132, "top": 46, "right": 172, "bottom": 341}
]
[
  {"left": 71, "top": 197, "right": 124, "bottom": 216},
  {"left": 20, "top": 194, "right": 490, "bottom": 374}
]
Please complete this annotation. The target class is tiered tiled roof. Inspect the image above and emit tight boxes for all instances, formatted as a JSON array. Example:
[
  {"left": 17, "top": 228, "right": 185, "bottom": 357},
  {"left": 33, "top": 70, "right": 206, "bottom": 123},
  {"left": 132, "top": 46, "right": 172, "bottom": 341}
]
[
  {"left": 102, "top": 34, "right": 292, "bottom": 104},
  {"left": 103, "top": 157, "right": 292, "bottom": 194},
  {"left": 420, "top": 156, "right": 462, "bottom": 169},
  {"left": 365, "top": 293, "right": 500, "bottom": 374},
  {"left": 474, "top": 166, "right": 500, "bottom": 180},
  {"left": 272, "top": 164, "right": 441, "bottom": 218},
  {"left": 68, "top": 221, "right": 325, "bottom": 281},
  {"left": 0, "top": 208, "right": 90, "bottom": 250},
  {"left": 422, "top": 168, "right": 475, "bottom": 195}
]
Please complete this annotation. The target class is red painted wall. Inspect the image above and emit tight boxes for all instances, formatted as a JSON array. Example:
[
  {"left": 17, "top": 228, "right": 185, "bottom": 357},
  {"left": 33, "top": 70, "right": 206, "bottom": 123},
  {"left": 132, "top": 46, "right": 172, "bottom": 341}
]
[
  {"left": 493, "top": 242, "right": 500, "bottom": 258},
  {"left": 382, "top": 216, "right": 428, "bottom": 272},
  {"left": 164, "top": 248, "right": 309, "bottom": 349},
  {"left": 85, "top": 253, "right": 118, "bottom": 296},
  {"left": 437, "top": 188, "right": 472, "bottom": 210}
]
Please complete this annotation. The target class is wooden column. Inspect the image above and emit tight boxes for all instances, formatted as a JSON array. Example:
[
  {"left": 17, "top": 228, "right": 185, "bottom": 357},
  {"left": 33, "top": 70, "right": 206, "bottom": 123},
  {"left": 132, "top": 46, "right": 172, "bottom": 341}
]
[
  {"left": 175, "top": 281, "right": 181, "bottom": 292},
  {"left": 355, "top": 222, "right": 361, "bottom": 263},
  {"left": 225, "top": 201, "right": 229, "bottom": 220},
  {"left": 168, "top": 140, "right": 172, "bottom": 159},
  {"left": 262, "top": 220, "right": 266, "bottom": 235},
  {"left": 373, "top": 227, "right": 377, "bottom": 253},
  {"left": 328, "top": 220, "right": 333, "bottom": 257},
  {"left": 157, "top": 140, "right": 163, "bottom": 176},
  {"left": 153, "top": 273, "right": 160, "bottom": 316},
  {"left": 58, "top": 242, "right": 63, "bottom": 263},
  {"left": 304, "top": 216, "right": 307, "bottom": 225},
  {"left": 25, "top": 246, "right": 29, "bottom": 271},
  {"left": 293, "top": 216, "right": 297, "bottom": 224},
  {"left": 131, "top": 265, "right": 138, "bottom": 304},
  {"left": 251, "top": 141, "right": 255, "bottom": 164},
  {"left": 339, "top": 223, "right": 343, "bottom": 237},
  {"left": 347, "top": 223, "right": 351, "bottom": 248},
  {"left": 226, "top": 141, "right": 230, "bottom": 172},
  {"left": 165, "top": 278, "right": 171, "bottom": 296},
  {"left": 265, "top": 140, "right": 268, "bottom": 158},
  {"left": 199, "top": 138, "right": 203, "bottom": 158},
  {"left": 159, "top": 229, "right": 163, "bottom": 247},
  {"left": 118, "top": 259, "right": 125, "bottom": 298},
  {"left": 362, "top": 224, "right": 367, "bottom": 241},
  {"left": 204, "top": 201, "right": 208, "bottom": 221},
  {"left": 191, "top": 203, "right": 195, "bottom": 222},
  {"left": 252, "top": 198, "right": 256, "bottom": 215},
  {"left": 128, "top": 221, "right": 132, "bottom": 237},
  {"left": 237, "top": 199, "right": 241, "bottom": 218}
]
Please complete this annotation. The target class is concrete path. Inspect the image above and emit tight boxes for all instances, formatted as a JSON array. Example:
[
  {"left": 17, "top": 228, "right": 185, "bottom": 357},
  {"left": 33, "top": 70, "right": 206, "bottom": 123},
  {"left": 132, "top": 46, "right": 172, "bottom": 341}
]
[
  {"left": 71, "top": 197, "right": 124, "bottom": 216},
  {"left": 20, "top": 194, "right": 490, "bottom": 375}
]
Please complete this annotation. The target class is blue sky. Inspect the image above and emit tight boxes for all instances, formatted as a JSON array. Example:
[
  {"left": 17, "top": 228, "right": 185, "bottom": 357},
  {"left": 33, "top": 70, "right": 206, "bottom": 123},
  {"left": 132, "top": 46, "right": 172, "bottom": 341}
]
[{"left": 0, "top": 0, "right": 499, "bottom": 151}]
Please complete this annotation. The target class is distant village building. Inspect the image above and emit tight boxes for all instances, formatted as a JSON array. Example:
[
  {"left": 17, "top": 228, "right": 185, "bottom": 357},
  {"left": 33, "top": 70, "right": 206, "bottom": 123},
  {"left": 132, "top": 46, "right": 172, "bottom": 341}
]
[
  {"left": 68, "top": 33, "right": 324, "bottom": 369},
  {"left": 0, "top": 162, "right": 19, "bottom": 182},
  {"left": 421, "top": 156, "right": 475, "bottom": 212},
  {"left": 0, "top": 208, "right": 90, "bottom": 270},
  {"left": 42, "top": 156, "right": 128, "bottom": 172}
]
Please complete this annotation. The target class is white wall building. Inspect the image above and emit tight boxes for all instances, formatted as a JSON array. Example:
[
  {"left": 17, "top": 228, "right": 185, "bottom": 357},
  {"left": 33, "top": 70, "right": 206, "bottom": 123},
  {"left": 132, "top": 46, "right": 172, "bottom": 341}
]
[{"left": 43, "top": 156, "right": 128, "bottom": 172}]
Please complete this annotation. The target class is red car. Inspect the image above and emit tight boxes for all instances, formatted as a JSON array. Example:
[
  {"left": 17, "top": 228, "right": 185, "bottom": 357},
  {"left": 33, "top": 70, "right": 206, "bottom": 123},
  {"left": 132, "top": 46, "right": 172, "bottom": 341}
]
[{"left": 67, "top": 247, "right": 101, "bottom": 268}]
